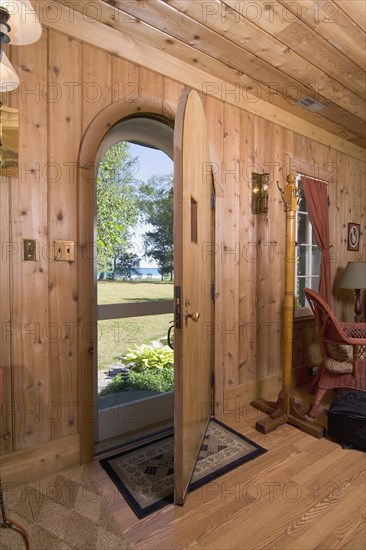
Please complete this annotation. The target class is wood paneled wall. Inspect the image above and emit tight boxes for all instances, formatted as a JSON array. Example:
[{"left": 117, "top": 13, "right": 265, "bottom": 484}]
[{"left": 1, "top": 28, "right": 365, "bottom": 461}]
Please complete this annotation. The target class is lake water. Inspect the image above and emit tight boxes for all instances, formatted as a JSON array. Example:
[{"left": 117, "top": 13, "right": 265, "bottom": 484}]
[{"left": 134, "top": 267, "right": 161, "bottom": 279}]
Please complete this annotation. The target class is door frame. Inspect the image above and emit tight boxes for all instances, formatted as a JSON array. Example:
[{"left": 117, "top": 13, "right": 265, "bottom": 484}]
[
  {"left": 94, "top": 116, "right": 175, "bottom": 444},
  {"left": 77, "top": 93, "right": 222, "bottom": 464}
]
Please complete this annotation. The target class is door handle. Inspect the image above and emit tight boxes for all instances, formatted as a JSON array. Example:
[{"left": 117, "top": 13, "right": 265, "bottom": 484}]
[
  {"left": 184, "top": 298, "right": 200, "bottom": 323},
  {"left": 167, "top": 321, "right": 174, "bottom": 349},
  {"left": 185, "top": 311, "right": 200, "bottom": 322}
]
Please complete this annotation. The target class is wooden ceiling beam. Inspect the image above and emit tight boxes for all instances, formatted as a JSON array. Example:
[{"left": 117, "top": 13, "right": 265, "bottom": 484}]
[
  {"left": 59, "top": 0, "right": 366, "bottom": 141},
  {"left": 225, "top": 0, "right": 365, "bottom": 89},
  {"left": 334, "top": 0, "right": 366, "bottom": 33},
  {"left": 278, "top": 0, "right": 366, "bottom": 70},
  {"left": 166, "top": 0, "right": 365, "bottom": 116},
  {"left": 105, "top": 0, "right": 366, "bottom": 141},
  {"left": 56, "top": 1, "right": 365, "bottom": 138},
  {"left": 35, "top": 2, "right": 365, "bottom": 160}
]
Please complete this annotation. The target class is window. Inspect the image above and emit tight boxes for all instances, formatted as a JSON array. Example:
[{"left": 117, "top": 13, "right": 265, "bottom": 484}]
[{"left": 295, "top": 177, "right": 322, "bottom": 309}]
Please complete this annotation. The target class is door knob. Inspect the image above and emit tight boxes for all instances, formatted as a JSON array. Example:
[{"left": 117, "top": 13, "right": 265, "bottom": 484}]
[{"left": 185, "top": 311, "right": 200, "bottom": 322}]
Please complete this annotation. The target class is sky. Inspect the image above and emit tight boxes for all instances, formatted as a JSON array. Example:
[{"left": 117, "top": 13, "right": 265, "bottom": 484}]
[
  {"left": 129, "top": 142, "right": 173, "bottom": 182},
  {"left": 128, "top": 143, "right": 173, "bottom": 268}
]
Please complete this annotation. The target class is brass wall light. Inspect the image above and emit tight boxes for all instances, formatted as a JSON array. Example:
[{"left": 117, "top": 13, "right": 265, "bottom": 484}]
[
  {"left": 251, "top": 172, "right": 270, "bottom": 215},
  {"left": 0, "top": 0, "right": 42, "bottom": 91},
  {"left": 0, "top": 103, "right": 19, "bottom": 176}
]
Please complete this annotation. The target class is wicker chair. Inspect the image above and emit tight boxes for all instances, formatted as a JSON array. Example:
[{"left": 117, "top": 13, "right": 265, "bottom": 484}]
[{"left": 304, "top": 288, "right": 366, "bottom": 418}]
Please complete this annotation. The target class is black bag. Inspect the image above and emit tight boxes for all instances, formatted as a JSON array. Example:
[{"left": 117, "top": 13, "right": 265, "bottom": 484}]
[{"left": 326, "top": 390, "right": 366, "bottom": 451}]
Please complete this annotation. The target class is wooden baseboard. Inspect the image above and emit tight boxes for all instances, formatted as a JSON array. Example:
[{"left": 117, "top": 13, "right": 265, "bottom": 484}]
[
  {"left": 0, "top": 434, "right": 80, "bottom": 484},
  {"left": 222, "top": 373, "right": 282, "bottom": 416},
  {"left": 293, "top": 362, "right": 321, "bottom": 388},
  {"left": 221, "top": 364, "right": 320, "bottom": 417}
]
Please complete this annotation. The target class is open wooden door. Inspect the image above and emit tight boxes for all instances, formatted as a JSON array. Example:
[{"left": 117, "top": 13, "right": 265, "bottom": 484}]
[{"left": 174, "top": 89, "right": 215, "bottom": 505}]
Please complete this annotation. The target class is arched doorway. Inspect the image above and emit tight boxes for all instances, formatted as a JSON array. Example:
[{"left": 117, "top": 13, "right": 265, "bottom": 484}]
[
  {"left": 95, "top": 116, "right": 175, "bottom": 445},
  {"left": 78, "top": 90, "right": 217, "bottom": 492},
  {"left": 77, "top": 99, "right": 177, "bottom": 463}
]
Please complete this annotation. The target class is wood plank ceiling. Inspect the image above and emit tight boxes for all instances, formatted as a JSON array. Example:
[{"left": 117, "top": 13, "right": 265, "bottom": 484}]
[{"left": 53, "top": 1, "right": 365, "bottom": 149}]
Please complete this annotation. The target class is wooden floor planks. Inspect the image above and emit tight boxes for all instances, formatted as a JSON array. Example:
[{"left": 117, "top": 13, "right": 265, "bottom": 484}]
[{"left": 88, "top": 391, "right": 366, "bottom": 549}]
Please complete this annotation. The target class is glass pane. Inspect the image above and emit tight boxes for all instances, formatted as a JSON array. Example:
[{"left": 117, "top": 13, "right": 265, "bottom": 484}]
[
  {"left": 297, "top": 277, "right": 306, "bottom": 308},
  {"left": 298, "top": 185, "right": 307, "bottom": 212},
  {"left": 310, "top": 276, "right": 320, "bottom": 293},
  {"left": 297, "top": 245, "right": 306, "bottom": 276},
  {"left": 98, "top": 313, "right": 173, "bottom": 371},
  {"left": 312, "top": 247, "right": 322, "bottom": 276},
  {"left": 295, "top": 178, "right": 322, "bottom": 310},
  {"left": 297, "top": 213, "right": 307, "bottom": 243},
  {"left": 97, "top": 313, "right": 174, "bottom": 404},
  {"left": 311, "top": 226, "right": 318, "bottom": 246}
]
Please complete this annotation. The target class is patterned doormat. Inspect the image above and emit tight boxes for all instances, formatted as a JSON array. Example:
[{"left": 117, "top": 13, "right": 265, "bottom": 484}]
[{"left": 99, "top": 418, "right": 267, "bottom": 518}]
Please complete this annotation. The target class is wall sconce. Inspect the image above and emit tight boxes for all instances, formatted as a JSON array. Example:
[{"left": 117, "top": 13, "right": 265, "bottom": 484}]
[
  {"left": 0, "top": 103, "right": 19, "bottom": 175},
  {"left": 251, "top": 172, "right": 270, "bottom": 215},
  {"left": 0, "top": 0, "right": 42, "bottom": 91},
  {"left": 0, "top": 51, "right": 19, "bottom": 90}
]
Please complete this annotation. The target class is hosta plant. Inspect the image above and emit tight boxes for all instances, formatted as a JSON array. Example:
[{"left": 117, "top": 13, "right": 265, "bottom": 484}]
[{"left": 123, "top": 344, "right": 173, "bottom": 372}]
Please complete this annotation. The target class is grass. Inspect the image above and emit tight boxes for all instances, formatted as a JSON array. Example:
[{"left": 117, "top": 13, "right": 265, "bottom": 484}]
[
  {"left": 97, "top": 281, "right": 174, "bottom": 370},
  {"left": 97, "top": 280, "right": 173, "bottom": 304}
]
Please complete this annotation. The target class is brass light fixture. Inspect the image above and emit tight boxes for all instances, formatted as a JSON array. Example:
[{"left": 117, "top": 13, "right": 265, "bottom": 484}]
[
  {"left": 0, "top": 102, "right": 19, "bottom": 175},
  {"left": 251, "top": 172, "right": 270, "bottom": 215},
  {"left": 0, "top": 0, "right": 42, "bottom": 91},
  {"left": 0, "top": 51, "right": 18, "bottom": 90}
]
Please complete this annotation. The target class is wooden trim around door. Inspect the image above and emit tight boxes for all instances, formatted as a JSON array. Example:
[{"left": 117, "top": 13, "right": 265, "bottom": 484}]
[{"left": 77, "top": 99, "right": 175, "bottom": 464}]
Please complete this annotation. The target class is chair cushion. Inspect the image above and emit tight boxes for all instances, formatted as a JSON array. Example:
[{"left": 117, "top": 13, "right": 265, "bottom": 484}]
[
  {"left": 326, "top": 343, "right": 352, "bottom": 362},
  {"left": 325, "top": 343, "right": 353, "bottom": 373},
  {"left": 325, "top": 357, "right": 353, "bottom": 374}
]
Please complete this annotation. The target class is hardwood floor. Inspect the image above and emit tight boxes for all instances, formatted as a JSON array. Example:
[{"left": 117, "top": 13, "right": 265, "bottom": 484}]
[{"left": 88, "top": 390, "right": 366, "bottom": 549}]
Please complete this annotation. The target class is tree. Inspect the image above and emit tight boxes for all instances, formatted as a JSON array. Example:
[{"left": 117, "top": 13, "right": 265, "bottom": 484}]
[
  {"left": 138, "top": 174, "right": 174, "bottom": 280},
  {"left": 113, "top": 249, "right": 141, "bottom": 280},
  {"left": 96, "top": 142, "right": 139, "bottom": 276}
]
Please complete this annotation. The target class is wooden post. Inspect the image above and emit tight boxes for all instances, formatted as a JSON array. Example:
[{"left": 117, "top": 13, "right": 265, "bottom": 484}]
[
  {"left": 251, "top": 174, "right": 324, "bottom": 438},
  {"left": 282, "top": 174, "right": 297, "bottom": 397}
]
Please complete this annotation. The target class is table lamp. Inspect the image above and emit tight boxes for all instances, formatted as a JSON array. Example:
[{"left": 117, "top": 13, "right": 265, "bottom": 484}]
[{"left": 338, "top": 261, "right": 366, "bottom": 322}]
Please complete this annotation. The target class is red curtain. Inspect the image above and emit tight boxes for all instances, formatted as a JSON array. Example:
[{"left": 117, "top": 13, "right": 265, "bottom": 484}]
[{"left": 302, "top": 177, "right": 331, "bottom": 304}]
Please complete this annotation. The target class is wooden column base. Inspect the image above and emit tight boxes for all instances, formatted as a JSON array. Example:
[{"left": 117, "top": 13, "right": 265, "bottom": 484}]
[{"left": 251, "top": 391, "right": 324, "bottom": 438}]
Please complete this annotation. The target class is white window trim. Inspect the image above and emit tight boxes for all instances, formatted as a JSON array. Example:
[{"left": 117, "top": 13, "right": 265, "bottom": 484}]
[{"left": 294, "top": 175, "right": 322, "bottom": 317}]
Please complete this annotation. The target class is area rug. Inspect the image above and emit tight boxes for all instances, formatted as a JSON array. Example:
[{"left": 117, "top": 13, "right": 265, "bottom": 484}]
[
  {"left": 100, "top": 418, "right": 267, "bottom": 518},
  {"left": 1, "top": 465, "right": 132, "bottom": 550}
]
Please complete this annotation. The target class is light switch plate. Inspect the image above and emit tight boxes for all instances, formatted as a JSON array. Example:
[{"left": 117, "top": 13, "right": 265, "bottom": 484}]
[
  {"left": 54, "top": 240, "right": 75, "bottom": 261},
  {"left": 23, "top": 239, "right": 37, "bottom": 261}
]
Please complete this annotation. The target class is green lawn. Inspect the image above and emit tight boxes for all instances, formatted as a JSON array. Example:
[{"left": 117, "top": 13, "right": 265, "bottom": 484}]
[
  {"left": 97, "top": 281, "right": 173, "bottom": 370},
  {"left": 97, "top": 280, "right": 173, "bottom": 304}
]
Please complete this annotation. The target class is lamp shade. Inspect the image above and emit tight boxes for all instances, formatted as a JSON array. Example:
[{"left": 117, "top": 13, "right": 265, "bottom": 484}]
[
  {"left": 338, "top": 261, "right": 366, "bottom": 290},
  {"left": 0, "top": 51, "right": 19, "bottom": 90},
  {"left": 0, "top": 0, "right": 41, "bottom": 45}
]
